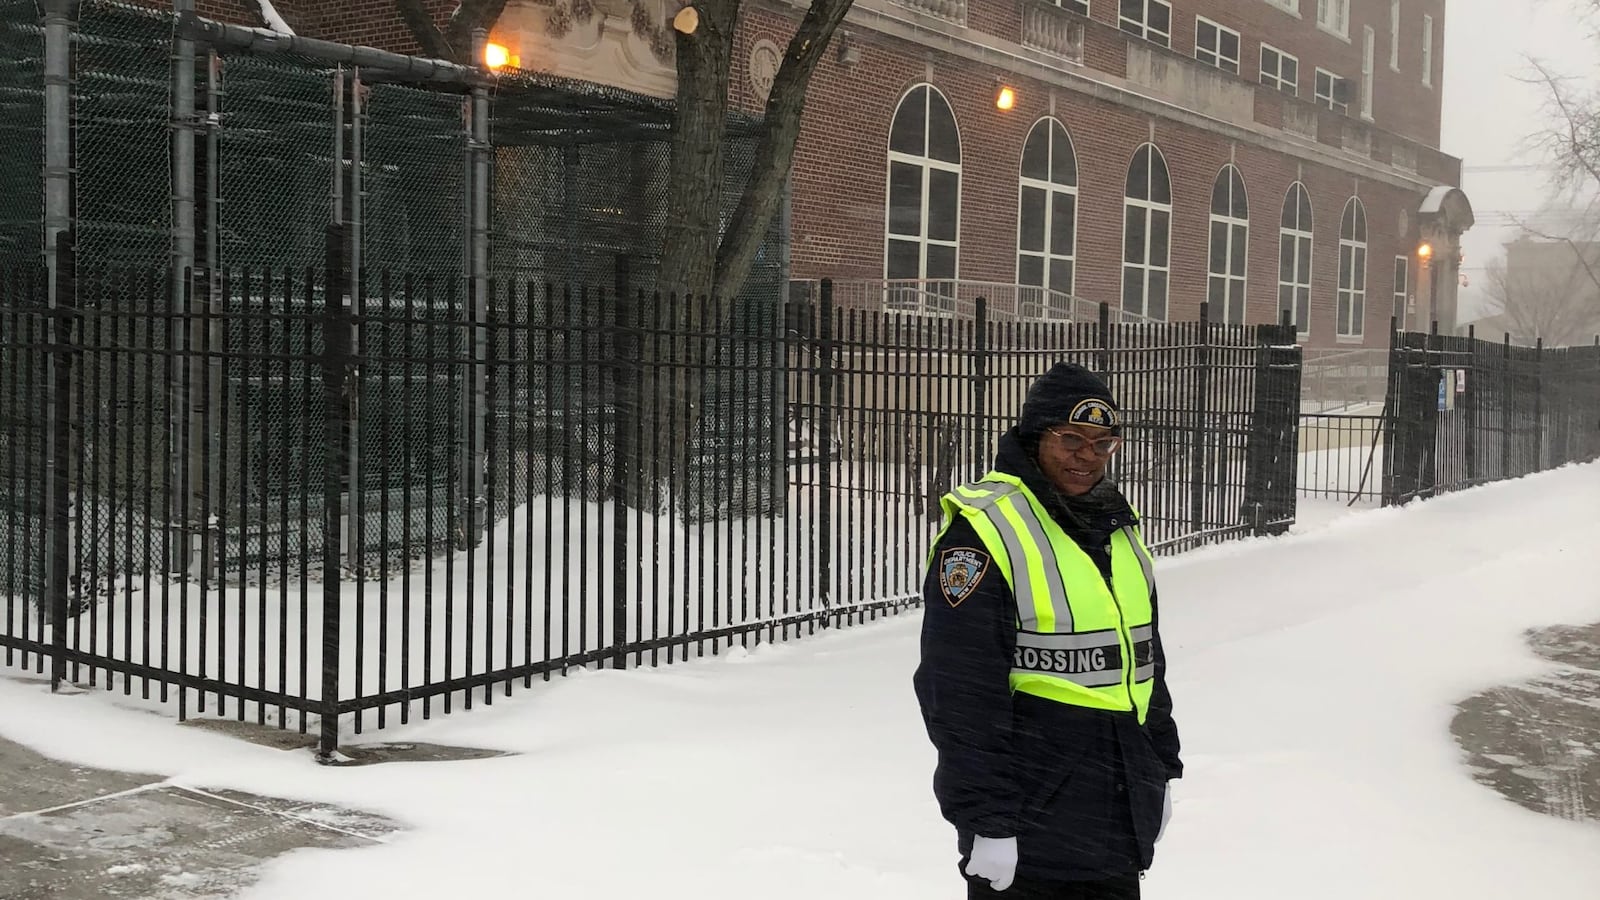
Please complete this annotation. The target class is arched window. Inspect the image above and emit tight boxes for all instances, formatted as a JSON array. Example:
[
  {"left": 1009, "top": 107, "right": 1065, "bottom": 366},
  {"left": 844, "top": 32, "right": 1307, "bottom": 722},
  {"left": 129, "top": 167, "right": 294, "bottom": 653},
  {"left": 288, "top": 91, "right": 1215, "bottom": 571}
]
[
  {"left": 886, "top": 84, "right": 961, "bottom": 287},
  {"left": 1338, "top": 197, "right": 1368, "bottom": 339},
  {"left": 1122, "top": 143, "right": 1172, "bottom": 321},
  {"left": 1018, "top": 118, "right": 1078, "bottom": 311},
  {"left": 1278, "top": 183, "right": 1314, "bottom": 335},
  {"left": 1208, "top": 165, "right": 1249, "bottom": 325}
]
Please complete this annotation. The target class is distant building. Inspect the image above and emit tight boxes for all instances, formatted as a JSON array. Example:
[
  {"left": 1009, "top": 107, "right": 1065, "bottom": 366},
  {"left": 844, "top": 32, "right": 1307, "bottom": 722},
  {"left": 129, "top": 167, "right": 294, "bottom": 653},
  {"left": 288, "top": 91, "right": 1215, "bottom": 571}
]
[
  {"left": 1458, "top": 237, "right": 1600, "bottom": 348},
  {"left": 173, "top": 0, "right": 1476, "bottom": 348}
]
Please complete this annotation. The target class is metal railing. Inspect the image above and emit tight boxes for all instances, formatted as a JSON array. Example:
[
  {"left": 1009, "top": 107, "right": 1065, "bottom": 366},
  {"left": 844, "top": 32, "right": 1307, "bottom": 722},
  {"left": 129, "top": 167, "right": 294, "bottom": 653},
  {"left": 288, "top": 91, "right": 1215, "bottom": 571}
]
[
  {"left": 790, "top": 277, "right": 1151, "bottom": 324},
  {"left": 2, "top": 257, "right": 1304, "bottom": 759}
]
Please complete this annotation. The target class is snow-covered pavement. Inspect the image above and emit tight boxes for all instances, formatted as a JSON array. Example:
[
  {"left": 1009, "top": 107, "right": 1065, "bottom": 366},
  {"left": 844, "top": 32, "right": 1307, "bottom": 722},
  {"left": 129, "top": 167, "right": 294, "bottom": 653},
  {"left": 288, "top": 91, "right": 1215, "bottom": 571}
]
[{"left": 1, "top": 463, "right": 1598, "bottom": 899}]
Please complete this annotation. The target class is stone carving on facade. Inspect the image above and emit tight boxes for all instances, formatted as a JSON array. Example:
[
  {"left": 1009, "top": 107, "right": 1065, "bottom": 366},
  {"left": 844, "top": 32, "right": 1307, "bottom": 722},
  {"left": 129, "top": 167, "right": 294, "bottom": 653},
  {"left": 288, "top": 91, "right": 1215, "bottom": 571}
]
[{"left": 492, "top": 0, "right": 679, "bottom": 97}]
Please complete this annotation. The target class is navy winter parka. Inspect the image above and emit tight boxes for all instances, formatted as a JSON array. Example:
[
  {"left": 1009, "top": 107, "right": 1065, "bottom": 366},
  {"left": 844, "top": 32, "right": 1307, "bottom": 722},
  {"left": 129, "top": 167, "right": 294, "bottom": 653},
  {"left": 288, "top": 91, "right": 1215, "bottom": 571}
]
[{"left": 912, "top": 428, "right": 1183, "bottom": 882}]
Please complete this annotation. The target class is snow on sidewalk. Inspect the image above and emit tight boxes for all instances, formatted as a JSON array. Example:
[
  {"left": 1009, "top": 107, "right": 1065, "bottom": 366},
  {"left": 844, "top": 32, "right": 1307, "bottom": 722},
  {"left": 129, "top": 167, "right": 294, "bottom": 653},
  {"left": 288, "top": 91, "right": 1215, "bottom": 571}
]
[{"left": 1, "top": 464, "right": 1598, "bottom": 898}]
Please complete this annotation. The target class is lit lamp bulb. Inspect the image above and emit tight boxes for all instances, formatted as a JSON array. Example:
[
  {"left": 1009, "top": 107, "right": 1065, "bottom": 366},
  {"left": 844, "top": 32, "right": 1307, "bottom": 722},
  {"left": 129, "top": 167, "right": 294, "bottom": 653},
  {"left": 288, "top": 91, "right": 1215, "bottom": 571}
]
[
  {"left": 1417, "top": 241, "right": 1433, "bottom": 263},
  {"left": 996, "top": 85, "right": 1016, "bottom": 111},
  {"left": 484, "top": 42, "right": 511, "bottom": 71}
]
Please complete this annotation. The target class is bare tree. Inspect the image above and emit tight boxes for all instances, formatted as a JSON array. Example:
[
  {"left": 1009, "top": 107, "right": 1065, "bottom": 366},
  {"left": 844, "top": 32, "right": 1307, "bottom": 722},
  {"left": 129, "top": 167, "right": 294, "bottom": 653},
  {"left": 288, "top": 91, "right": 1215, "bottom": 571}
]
[{"left": 395, "top": 0, "right": 854, "bottom": 508}]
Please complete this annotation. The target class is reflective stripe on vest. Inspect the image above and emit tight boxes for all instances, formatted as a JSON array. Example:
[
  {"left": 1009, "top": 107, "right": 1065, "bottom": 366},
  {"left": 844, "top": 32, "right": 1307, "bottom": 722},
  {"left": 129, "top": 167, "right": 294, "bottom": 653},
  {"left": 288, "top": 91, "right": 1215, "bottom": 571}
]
[{"left": 939, "top": 473, "right": 1157, "bottom": 722}]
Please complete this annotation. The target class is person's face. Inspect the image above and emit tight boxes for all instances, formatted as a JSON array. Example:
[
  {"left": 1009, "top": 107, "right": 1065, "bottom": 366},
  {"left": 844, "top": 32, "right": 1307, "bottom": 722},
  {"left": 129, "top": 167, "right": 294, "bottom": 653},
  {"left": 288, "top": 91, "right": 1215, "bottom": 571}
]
[{"left": 1036, "top": 423, "right": 1122, "bottom": 496}]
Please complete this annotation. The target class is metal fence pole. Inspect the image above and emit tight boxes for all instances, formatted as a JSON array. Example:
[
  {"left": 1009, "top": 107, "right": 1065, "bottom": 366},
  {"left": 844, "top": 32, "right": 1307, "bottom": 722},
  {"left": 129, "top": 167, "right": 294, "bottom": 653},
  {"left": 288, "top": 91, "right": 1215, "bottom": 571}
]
[
  {"left": 611, "top": 261, "right": 632, "bottom": 669},
  {"left": 42, "top": 0, "right": 71, "bottom": 292},
  {"left": 462, "top": 32, "right": 491, "bottom": 547},
  {"left": 344, "top": 69, "right": 364, "bottom": 567},
  {"left": 318, "top": 224, "right": 351, "bottom": 762},
  {"left": 41, "top": 2, "right": 72, "bottom": 633},
  {"left": 970, "top": 296, "right": 988, "bottom": 481},
  {"left": 172, "top": 0, "right": 211, "bottom": 574},
  {"left": 47, "top": 231, "right": 76, "bottom": 691},
  {"left": 816, "top": 279, "right": 834, "bottom": 626},
  {"left": 1533, "top": 337, "right": 1545, "bottom": 473},
  {"left": 1190, "top": 301, "right": 1211, "bottom": 534},
  {"left": 1463, "top": 325, "right": 1478, "bottom": 485}
]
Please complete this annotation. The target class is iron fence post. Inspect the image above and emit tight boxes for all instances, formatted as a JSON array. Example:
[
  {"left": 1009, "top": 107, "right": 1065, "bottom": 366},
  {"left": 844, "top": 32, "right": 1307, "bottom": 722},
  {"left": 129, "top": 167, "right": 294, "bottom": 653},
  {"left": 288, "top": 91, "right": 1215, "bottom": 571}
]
[
  {"left": 47, "top": 231, "right": 75, "bottom": 691},
  {"left": 611, "top": 258, "right": 632, "bottom": 668},
  {"left": 1097, "top": 301, "right": 1112, "bottom": 378},
  {"left": 1501, "top": 333, "right": 1512, "bottom": 478},
  {"left": 970, "top": 296, "right": 989, "bottom": 481},
  {"left": 1190, "top": 301, "right": 1211, "bottom": 535},
  {"left": 42, "top": 0, "right": 71, "bottom": 296},
  {"left": 345, "top": 69, "right": 365, "bottom": 568},
  {"left": 1463, "top": 325, "right": 1477, "bottom": 485},
  {"left": 1377, "top": 316, "right": 1402, "bottom": 506},
  {"left": 1419, "top": 321, "right": 1440, "bottom": 499},
  {"left": 462, "top": 36, "right": 491, "bottom": 548},
  {"left": 1533, "top": 337, "right": 1545, "bottom": 473},
  {"left": 318, "top": 224, "right": 351, "bottom": 763},
  {"left": 817, "top": 279, "right": 834, "bottom": 626}
]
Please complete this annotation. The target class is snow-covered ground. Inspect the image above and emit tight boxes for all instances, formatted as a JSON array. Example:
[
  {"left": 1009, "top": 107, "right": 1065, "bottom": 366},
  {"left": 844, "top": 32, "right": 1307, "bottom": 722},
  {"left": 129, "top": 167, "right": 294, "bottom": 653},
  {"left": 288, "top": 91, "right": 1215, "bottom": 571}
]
[{"left": 2, "top": 462, "right": 1598, "bottom": 898}]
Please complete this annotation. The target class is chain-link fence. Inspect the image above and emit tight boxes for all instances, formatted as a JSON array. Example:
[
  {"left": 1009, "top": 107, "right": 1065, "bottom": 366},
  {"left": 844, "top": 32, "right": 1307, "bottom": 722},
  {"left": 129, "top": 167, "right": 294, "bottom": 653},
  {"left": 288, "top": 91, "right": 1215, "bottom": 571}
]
[
  {"left": 1, "top": 0, "right": 785, "bottom": 596},
  {"left": 0, "top": 0, "right": 42, "bottom": 269}
]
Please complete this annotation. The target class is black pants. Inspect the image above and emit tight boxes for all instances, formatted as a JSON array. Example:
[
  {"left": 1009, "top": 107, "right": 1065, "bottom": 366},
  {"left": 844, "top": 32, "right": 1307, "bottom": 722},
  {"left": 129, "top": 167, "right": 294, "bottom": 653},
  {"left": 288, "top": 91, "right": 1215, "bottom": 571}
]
[{"left": 966, "top": 873, "right": 1140, "bottom": 900}]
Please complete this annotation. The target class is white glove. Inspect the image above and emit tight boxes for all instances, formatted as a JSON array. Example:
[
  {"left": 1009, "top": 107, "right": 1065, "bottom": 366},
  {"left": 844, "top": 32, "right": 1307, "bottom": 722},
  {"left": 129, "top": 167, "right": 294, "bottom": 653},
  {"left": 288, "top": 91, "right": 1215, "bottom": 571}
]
[
  {"left": 1156, "top": 783, "right": 1172, "bottom": 842},
  {"left": 965, "top": 835, "right": 1018, "bottom": 891}
]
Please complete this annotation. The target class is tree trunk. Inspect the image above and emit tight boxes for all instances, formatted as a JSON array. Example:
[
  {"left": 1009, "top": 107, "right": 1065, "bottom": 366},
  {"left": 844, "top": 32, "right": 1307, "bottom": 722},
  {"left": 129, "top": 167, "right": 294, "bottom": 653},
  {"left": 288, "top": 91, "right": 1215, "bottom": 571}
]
[
  {"left": 628, "top": 0, "right": 741, "bottom": 511},
  {"left": 633, "top": 0, "right": 852, "bottom": 515}
]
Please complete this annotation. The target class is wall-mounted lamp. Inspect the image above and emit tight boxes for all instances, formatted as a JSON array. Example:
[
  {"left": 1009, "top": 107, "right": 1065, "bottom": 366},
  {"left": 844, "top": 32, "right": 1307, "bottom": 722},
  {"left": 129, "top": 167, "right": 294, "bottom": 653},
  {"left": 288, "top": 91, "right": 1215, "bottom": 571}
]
[
  {"left": 484, "top": 41, "right": 511, "bottom": 71},
  {"left": 1417, "top": 241, "right": 1433, "bottom": 267},
  {"left": 996, "top": 84, "right": 1016, "bottom": 111}
]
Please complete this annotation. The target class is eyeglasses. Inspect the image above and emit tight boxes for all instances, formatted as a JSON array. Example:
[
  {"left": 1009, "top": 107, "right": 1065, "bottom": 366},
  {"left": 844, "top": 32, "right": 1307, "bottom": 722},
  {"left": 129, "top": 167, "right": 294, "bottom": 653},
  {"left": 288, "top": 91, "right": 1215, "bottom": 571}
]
[{"left": 1045, "top": 427, "right": 1123, "bottom": 456}]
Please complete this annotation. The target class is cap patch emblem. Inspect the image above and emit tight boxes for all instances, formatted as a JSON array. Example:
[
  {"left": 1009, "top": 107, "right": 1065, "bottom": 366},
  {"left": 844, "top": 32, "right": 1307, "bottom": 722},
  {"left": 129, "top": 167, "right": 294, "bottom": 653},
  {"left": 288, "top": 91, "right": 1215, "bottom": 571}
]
[{"left": 1069, "top": 398, "right": 1118, "bottom": 429}]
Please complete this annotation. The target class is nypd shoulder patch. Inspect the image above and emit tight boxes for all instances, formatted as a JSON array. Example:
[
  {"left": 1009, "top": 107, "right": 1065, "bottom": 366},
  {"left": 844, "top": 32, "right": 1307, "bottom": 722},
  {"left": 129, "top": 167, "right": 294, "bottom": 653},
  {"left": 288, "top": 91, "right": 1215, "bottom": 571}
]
[{"left": 938, "top": 547, "right": 990, "bottom": 608}]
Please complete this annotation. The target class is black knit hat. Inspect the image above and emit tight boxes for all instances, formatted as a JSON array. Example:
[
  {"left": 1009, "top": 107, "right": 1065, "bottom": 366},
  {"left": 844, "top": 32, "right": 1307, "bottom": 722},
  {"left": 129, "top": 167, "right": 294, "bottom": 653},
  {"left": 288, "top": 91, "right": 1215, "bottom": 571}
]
[{"left": 1018, "top": 363, "right": 1120, "bottom": 437}]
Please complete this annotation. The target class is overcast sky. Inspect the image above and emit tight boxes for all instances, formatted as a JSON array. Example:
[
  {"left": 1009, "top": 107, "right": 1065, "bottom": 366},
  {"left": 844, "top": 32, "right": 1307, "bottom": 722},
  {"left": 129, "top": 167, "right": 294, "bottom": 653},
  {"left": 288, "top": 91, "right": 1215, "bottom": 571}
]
[{"left": 1440, "top": 0, "right": 1596, "bottom": 319}]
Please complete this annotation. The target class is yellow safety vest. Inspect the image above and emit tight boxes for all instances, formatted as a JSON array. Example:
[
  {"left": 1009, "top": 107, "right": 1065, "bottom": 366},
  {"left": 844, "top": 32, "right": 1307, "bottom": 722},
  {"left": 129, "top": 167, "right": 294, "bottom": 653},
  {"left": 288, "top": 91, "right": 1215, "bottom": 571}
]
[{"left": 934, "top": 472, "right": 1158, "bottom": 723}]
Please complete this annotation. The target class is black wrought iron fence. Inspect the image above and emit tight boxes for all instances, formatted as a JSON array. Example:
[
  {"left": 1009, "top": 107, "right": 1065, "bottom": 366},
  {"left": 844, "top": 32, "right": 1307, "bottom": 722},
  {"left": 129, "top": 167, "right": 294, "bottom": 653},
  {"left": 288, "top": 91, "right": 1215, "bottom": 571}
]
[
  {"left": 2, "top": 240, "right": 1308, "bottom": 758},
  {"left": 1385, "top": 325, "right": 1600, "bottom": 505}
]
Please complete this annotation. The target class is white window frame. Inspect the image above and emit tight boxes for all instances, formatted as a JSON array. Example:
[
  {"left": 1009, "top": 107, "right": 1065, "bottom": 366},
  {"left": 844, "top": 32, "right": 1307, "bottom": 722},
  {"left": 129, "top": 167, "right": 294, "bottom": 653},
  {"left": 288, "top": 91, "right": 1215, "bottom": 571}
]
[
  {"left": 1317, "top": 0, "right": 1350, "bottom": 39},
  {"left": 1121, "top": 143, "right": 1172, "bottom": 322},
  {"left": 1315, "top": 67, "right": 1348, "bottom": 114},
  {"left": 1195, "top": 16, "right": 1242, "bottom": 75},
  {"left": 1260, "top": 43, "right": 1299, "bottom": 96},
  {"left": 1119, "top": 0, "right": 1172, "bottom": 48},
  {"left": 1337, "top": 198, "right": 1368, "bottom": 340},
  {"left": 1057, "top": 0, "right": 1090, "bottom": 15},
  {"left": 884, "top": 84, "right": 962, "bottom": 288},
  {"left": 1017, "top": 117, "right": 1080, "bottom": 309},
  {"left": 1422, "top": 14, "right": 1434, "bottom": 87},
  {"left": 1389, "top": 0, "right": 1401, "bottom": 71},
  {"left": 1208, "top": 165, "right": 1250, "bottom": 326},
  {"left": 1264, "top": 0, "right": 1299, "bottom": 15},
  {"left": 1392, "top": 255, "right": 1409, "bottom": 322},
  {"left": 1361, "top": 25, "right": 1376, "bottom": 120},
  {"left": 1279, "top": 183, "right": 1314, "bottom": 338}
]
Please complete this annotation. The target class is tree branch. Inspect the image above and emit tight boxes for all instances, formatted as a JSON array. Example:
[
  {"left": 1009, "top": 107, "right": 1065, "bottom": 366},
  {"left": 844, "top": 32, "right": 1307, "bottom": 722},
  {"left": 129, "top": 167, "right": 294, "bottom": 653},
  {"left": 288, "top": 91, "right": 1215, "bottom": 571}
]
[
  {"left": 712, "top": 0, "right": 855, "bottom": 299},
  {"left": 394, "top": 0, "right": 510, "bottom": 63},
  {"left": 445, "top": 0, "right": 512, "bottom": 61},
  {"left": 394, "top": 0, "right": 454, "bottom": 60}
]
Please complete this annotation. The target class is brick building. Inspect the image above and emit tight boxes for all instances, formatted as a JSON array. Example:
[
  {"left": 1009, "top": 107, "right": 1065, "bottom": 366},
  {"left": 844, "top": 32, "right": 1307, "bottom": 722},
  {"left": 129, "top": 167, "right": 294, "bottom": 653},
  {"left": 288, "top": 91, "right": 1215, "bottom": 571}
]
[{"left": 185, "top": 0, "right": 1476, "bottom": 349}]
